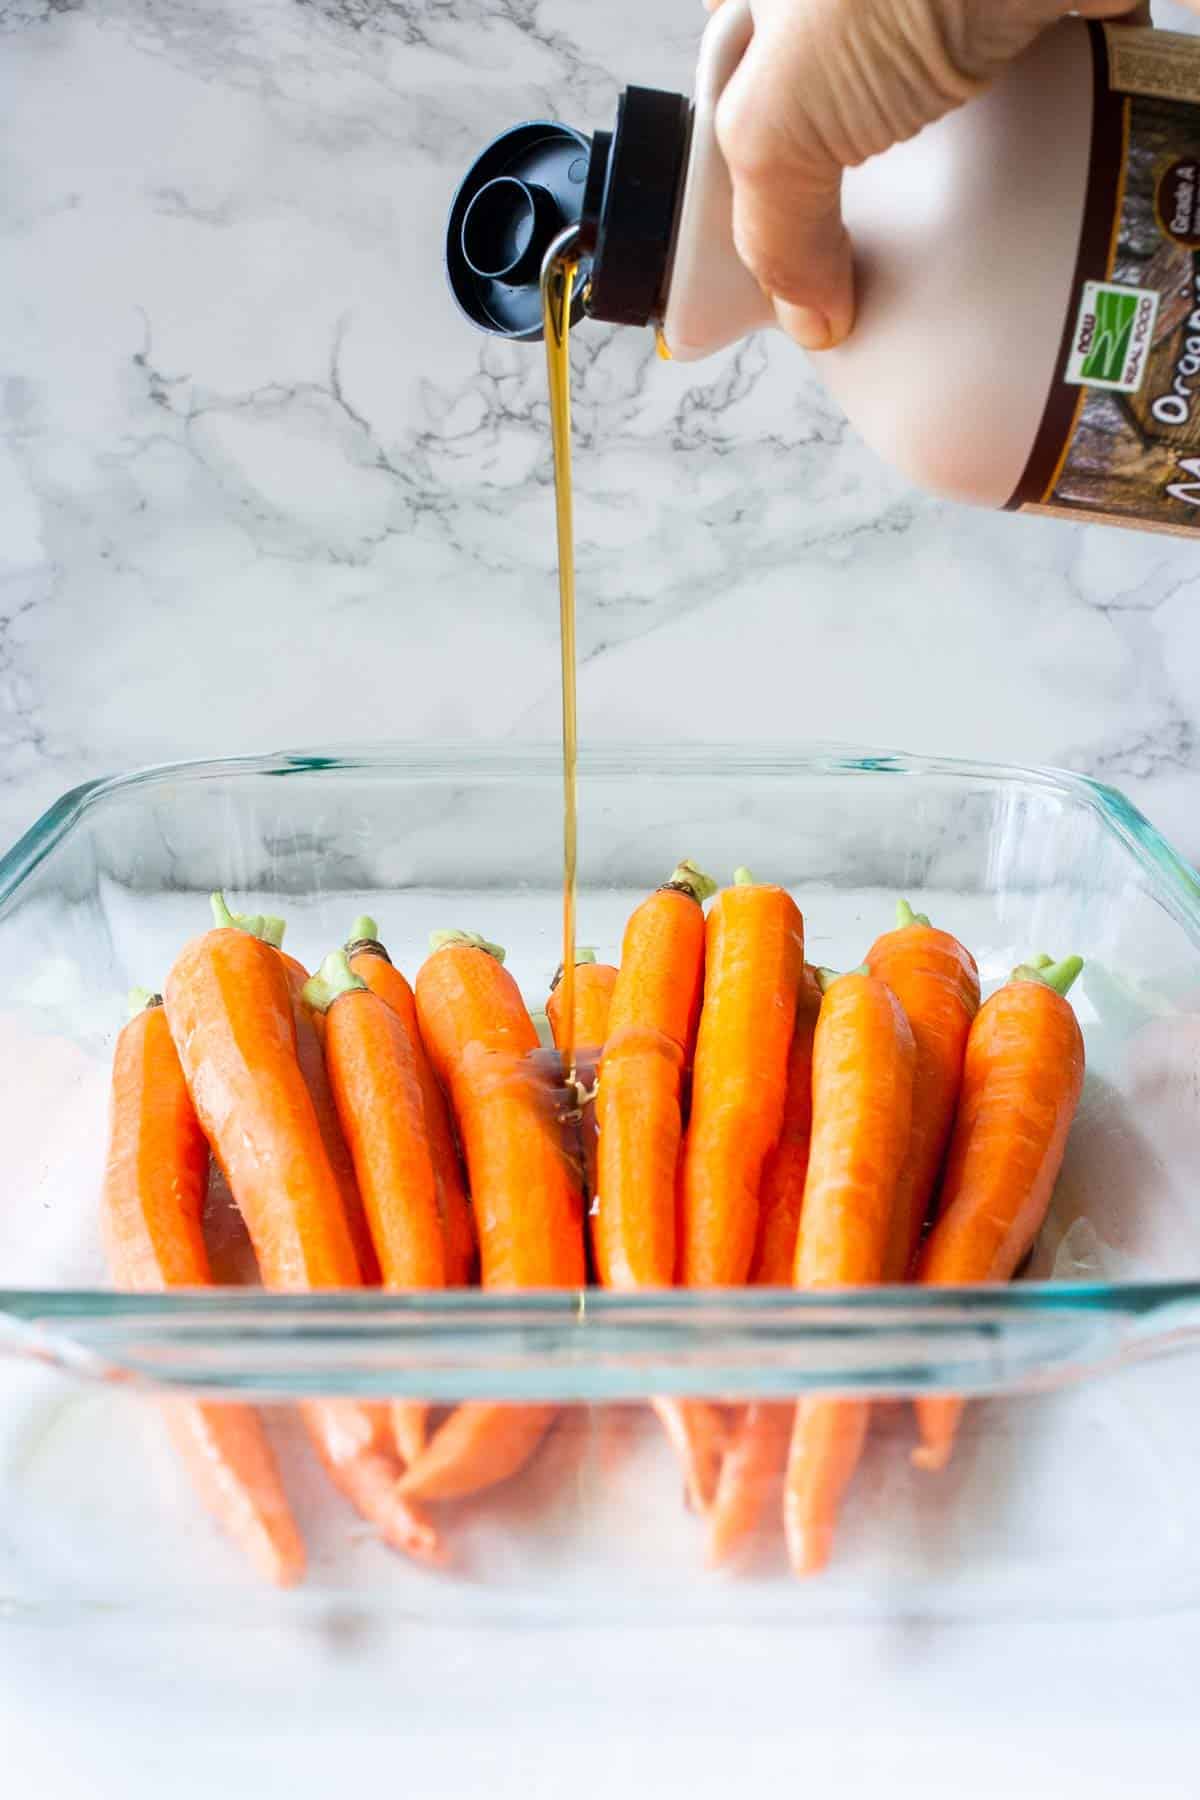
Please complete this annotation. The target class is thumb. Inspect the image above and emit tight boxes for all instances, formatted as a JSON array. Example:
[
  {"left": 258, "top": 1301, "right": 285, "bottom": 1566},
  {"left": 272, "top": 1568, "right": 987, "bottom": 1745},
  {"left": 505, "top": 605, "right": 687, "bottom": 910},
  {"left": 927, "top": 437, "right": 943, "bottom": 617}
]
[{"left": 714, "top": 25, "right": 854, "bottom": 350}]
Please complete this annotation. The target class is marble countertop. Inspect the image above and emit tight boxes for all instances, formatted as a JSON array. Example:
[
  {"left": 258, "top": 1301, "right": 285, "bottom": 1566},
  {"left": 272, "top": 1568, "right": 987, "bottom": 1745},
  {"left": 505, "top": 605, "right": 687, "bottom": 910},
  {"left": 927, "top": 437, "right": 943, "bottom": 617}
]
[{"left": 4, "top": 0, "right": 1200, "bottom": 1792}]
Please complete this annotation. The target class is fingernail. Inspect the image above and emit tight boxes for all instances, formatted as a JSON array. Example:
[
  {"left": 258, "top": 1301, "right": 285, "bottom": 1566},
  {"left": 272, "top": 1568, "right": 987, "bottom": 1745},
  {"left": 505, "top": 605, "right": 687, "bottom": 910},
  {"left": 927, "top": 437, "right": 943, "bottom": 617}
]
[{"left": 778, "top": 303, "right": 834, "bottom": 352}]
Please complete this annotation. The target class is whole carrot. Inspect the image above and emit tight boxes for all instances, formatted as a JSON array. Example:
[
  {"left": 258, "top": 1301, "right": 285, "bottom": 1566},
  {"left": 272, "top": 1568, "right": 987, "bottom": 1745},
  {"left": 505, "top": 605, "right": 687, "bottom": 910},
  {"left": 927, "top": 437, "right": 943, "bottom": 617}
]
[
  {"left": 403, "top": 930, "right": 584, "bottom": 1500},
  {"left": 165, "top": 903, "right": 440, "bottom": 1560},
  {"left": 913, "top": 956, "right": 1085, "bottom": 1473},
  {"left": 102, "top": 990, "right": 305, "bottom": 1587},
  {"left": 208, "top": 894, "right": 379, "bottom": 1284},
  {"left": 680, "top": 868, "right": 806, "bottom": 1287},
  {"left": 593, "top": 863, "right": 726, "bottom": 1511},
  {"left": 865, "top": 900, "right": 980, "bottom": 1279},
  {"left": 346, "top": 916, "right": 477, "bottom": 1287},
  {"left": 304, "top": 951, "right": 447, "bottom": 1465},
  {"left": 784, "top": 970, "right": 915, "bottom": 1577}
]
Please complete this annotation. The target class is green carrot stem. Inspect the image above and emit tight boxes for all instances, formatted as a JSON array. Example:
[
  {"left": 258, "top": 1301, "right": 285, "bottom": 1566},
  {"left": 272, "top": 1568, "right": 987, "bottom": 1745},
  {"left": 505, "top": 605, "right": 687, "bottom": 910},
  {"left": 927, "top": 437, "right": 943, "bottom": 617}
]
[
  {"left": 815, "top": 963, "right": 868, "bottom": 993},
  {"left": 210, "top": 891, "right": 286, "bottom": 949},
  {"left": 662, "top": 860, "right": 718, "bottom": 906},
  {"left": 733, "top": 867, "right": 754, "bottom": 887},
  {"left": 1011, "top": 955, "right": 1083, "bottom": 996},
  {"left": 896, "top": 899, "right": 932, "bottom": 929},
  {"left": 127, "top": 987, "right": 161, "bottom": 1019},
  {"left": 429, "top": 928, "right": 506, "bottom": 964},
  {"left": 302, "top": 950, "right": 367, "bottom": 1014}
]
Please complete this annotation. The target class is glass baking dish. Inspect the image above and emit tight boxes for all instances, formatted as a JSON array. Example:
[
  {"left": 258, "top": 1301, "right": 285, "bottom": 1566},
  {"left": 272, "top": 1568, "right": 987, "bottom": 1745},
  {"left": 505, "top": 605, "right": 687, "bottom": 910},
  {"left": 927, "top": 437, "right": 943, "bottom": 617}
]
[{"left": 2, "top": 743, "right": 1200, "bottom": 1626}]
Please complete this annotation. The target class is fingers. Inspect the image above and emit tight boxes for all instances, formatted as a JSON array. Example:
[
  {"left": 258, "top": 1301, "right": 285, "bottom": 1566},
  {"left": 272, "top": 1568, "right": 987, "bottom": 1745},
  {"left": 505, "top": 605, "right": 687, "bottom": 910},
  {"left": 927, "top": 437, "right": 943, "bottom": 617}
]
[{"left": 714, "top": 24, "right": 855, "bottom": 348}]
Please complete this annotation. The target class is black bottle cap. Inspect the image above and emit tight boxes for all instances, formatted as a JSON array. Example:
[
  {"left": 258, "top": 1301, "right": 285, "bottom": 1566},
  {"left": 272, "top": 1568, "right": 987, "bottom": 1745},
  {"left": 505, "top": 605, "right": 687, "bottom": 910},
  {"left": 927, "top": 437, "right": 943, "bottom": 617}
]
[
  {"left": 581, "top": 87, "right": 691, "bottom": 328},
  {"left": 445, "top": 121, "right": 593, "bottom": 341}
]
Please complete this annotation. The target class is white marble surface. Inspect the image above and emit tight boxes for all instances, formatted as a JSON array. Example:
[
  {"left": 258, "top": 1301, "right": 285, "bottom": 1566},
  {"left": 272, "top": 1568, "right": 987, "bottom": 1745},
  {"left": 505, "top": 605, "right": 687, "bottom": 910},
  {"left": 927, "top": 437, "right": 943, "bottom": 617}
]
[
  {"left": 3, "top": 0, "right": 1200, "bottom": 864},
  {"left": 5, "top": 0, "right": 1200, "bottom": 1792}
]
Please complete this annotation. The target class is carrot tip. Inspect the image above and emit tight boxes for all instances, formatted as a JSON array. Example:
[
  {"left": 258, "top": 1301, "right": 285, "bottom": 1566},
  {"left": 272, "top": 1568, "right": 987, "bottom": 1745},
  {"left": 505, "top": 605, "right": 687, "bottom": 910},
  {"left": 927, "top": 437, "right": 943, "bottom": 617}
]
[
  {"left": 350, "top": 914, "right": 380, "bottom": 944},
  {"left": 303, "top": 949, "right": 367, "bottom": 1013},
  {"left": 210, "top": 891, "right": 287, "bottom": 949},
  {"left": 896, "top": 898, "right": 932, "bottom": 930},
  {"left": 785, "top": 1519, "right": 834, "bottom": 1579},
  {"left": 664, "top": 860, "right": 717, "bottom": 905},
  {"left": 732, "top": 866, "right": 755, "bottom": 887},
  {"left": 1011, "top": 954, "right": 1083, "bottom": 997},
  {"left": 911, "top": 1441, "right": 952, "bottom": 1474}
]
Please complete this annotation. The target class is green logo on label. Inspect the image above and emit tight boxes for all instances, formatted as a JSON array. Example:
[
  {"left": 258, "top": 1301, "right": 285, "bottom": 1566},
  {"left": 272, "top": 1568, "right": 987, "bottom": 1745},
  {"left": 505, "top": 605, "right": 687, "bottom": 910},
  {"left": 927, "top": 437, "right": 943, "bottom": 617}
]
[{"left": 1066, "top": 281, "right": 1160, "bottom": 394}]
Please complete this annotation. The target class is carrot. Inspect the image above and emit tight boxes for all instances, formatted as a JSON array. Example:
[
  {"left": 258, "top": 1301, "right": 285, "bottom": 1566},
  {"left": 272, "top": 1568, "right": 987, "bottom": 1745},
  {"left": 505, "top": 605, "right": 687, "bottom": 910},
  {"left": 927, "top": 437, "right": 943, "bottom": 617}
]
[
  {"left": 346, "top": 916, "right": 477, "bottom": 1287},
  {"left": 402, "top": 930, "right": 584, "bottom": 1501},
  {"left": 707, "top": 965, "right": 823, "bottom": 1565},
  {"left": 912, "top": 955, "right": 1085, "bottom": 1473},
  {"left": 208, "top": 895, "right": 378, "bottom": 1284},
  {"left": 783, "top": 969, "right": 915, "bottom": 1576},
  {"left": 102, "top": 990, "right": 305, "bottom": 1586},
  {"left": 865, "top": 900, "right": 980, "bottom": 1279},
  {"left": 749, "top": 963, "right": 824, "bottom": 1284},
  {"left": 414, "top": 930, "right": 584, "bottom": 1289},
  {"left": 590, "top": 863, "right": 726, "bottom": 1511},
  {"left": 596, "top": 862, "right": 714, "bottom": 1288},
  {"left": 547, "top": 946, "right": 617, "bottom": 1215},
  {"left": 680, "top": 868, "right": 806, "bottom": 1287},
  {"left": 305, "top": 950, "right": 448, "bottom": 1466},
  {"left": 165, "top": 900, "right": 440, "bottom": 1561}
]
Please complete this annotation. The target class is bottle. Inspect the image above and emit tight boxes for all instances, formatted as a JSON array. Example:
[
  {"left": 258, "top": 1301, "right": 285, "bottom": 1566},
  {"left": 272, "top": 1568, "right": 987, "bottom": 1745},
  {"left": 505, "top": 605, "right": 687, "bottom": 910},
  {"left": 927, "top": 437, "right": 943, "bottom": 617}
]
[{"left": 446, "top": 4, "right": 1200, "bottom": 537}]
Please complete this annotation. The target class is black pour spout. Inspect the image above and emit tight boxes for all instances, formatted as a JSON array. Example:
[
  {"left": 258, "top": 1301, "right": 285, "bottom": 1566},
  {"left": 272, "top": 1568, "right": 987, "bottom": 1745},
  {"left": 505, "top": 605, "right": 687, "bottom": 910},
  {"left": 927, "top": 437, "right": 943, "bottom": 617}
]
[{"left": 445, "top": 88, "right": 691, "bottom": 342}]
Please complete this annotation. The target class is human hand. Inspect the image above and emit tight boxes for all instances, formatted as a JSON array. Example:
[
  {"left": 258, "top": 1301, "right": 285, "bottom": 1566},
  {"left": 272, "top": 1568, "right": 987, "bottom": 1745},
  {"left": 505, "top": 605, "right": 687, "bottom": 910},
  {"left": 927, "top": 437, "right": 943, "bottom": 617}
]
[{"left": 707, "top": 0, "right": 1161, "bottom": 350}]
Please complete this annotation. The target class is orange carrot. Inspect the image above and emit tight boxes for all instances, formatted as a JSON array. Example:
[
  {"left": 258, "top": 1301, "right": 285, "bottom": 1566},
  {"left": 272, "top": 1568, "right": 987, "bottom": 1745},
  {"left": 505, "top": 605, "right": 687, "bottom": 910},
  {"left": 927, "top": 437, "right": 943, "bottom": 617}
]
[
  {"left": 165, "top": 899, "right": 440, "bottom": 1561},
  {"left": 707, "top": 1403, "right": 792, "bottom": 1568},
  {"left": 750, "top": 964, "right": 824, "bottom": 1284},
  {"left": 102, "top": 989, "right": 305, "bottom": 1587},
  {"left": 680, "top": 868, "right": 806, "bottom": 1287},
  {"left": 596, "top": 862, "right": 714, "bottom": 1288},
  {"left": 402, "top": 930, "right": 584, "bottom": 1501},
  {"left": 865, "top": 900, "right": 980, "bottom": 1279},
  {"left": 305, "top": 950, "right": 447, "bottom": 1466},
  {"left": 913, "top": 956, "right": 1085, "bottom": 1473},
  {"left": 784, "top": 970, "right": 915, "bottom": 1576},
  {"left": 591, "top": 863, "right": 726, "bottom": 1511},
  {"left": 415, "top": 930, "right": 584, "bottom": 1290},
  {"left": 346, "top": 916, "right": 477, "bottom": 1287}
]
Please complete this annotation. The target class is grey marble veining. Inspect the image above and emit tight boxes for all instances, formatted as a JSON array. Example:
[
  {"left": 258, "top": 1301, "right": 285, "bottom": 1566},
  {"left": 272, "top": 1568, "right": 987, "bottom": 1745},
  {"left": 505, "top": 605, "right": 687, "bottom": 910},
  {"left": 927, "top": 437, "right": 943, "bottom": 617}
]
[{"left": 2, "top": 0, "right": 1200, "bottom": 868}]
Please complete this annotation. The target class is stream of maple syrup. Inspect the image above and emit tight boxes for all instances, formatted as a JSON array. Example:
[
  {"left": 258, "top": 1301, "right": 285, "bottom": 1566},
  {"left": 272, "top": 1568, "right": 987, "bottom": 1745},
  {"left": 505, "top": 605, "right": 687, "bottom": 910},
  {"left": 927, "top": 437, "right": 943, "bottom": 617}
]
[{"left": 542, "top": 235, "right": 582, "bottom": 1099}]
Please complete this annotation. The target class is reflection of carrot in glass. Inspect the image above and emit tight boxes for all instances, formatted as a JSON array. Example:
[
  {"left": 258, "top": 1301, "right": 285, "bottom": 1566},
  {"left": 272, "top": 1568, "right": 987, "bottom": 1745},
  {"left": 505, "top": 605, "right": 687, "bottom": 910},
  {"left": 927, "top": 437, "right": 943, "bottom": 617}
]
[
  {"left": 102, "top": 991, "right": 305, "bottom": 1587},
  {"left": 346, "top": 917, "right": 477, "bottom": 1287},
  {"left": 913, "top": 957, "right": 1085, "bottom": 1474},
  {"left": 865, "top": 901, "right": 980, "bottom": 1280},
  {"left": 680, "top": 869, "right": 806, "bottom": 1287},
  {"left": 165, "top": 904, "right": 440, "bottom": 1562},
  {"left": 784, "top": 970, "right": 915, "bottom": 1577}
]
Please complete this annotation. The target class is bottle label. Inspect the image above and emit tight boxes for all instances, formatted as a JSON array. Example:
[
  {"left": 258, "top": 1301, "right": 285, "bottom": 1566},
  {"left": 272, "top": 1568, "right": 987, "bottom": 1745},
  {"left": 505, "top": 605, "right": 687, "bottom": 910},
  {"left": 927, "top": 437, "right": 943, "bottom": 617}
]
[{"left": 1011, "top": 24, "right": 1200, "bottom": 534}]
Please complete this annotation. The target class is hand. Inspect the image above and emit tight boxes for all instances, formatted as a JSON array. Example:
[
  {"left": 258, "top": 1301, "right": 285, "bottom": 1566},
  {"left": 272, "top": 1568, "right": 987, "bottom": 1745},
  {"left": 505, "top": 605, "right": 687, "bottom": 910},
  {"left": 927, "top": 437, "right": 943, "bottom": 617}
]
[{"left": 708, "top": 0, "right": 1159, "bottom": 350}]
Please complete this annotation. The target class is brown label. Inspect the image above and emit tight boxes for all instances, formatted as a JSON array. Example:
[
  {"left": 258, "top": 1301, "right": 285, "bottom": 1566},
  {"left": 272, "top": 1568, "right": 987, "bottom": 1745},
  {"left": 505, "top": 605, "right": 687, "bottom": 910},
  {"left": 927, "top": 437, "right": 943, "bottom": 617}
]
[{"left": 1012, "top": 26, "right": 1200, "bottom": 535}]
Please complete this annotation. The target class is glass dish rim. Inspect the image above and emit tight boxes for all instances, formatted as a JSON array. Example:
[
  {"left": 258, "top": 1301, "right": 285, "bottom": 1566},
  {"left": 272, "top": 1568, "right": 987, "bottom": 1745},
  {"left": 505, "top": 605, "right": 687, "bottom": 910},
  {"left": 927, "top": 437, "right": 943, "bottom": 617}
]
[{"left": 3, "top": 739, "right": 1199, "bottom": 1396}]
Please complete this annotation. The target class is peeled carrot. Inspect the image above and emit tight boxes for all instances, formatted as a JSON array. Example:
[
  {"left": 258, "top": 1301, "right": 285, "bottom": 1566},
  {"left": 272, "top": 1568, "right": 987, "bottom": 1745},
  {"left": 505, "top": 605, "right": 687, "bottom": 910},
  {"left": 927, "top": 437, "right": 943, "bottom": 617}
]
[
  {"left": 547, "top": 948, "right": 618, "bottom": 1057},
  {"left": 865, "top": 900, "right": 980, "bottom": 1280},
  {"left": 165, "top": 900, "right": 440, "bottom": 1560},
  {"left": 749, "top": 964, "right": 824, "bottom": 1284},
  {"left": 592, "top": 863, "right": 726, "bottom": 1511},
  {"left": 596, "top": 862, "right": 714, "bottom": 1288},
  {"left": 913, "top": 956, "right": 1085, "bottom": 1473},
  {"left": 102, "top": 990, "right": 305, "bottom": 1587},
  {"left": 415, "top": 930, "right": 584, "bottom": 1290},
  {"left": 707, "top": 1403, "right": 792, "bottom": 1568},
  {"left": 305, "top": 950, "right": 448, "bottom": 1465},
  {"left": 403, "top": 930, "right": 584, "bottom": 1501},
  {"left": 784, "top": 970, "right": 915, "bottom": 1576},
  {"left": 680, "top": 868, "right": 806, "bottom": 1287},
  {"left": 346, "top": 916, "right": 477, "bottom": 1287}
]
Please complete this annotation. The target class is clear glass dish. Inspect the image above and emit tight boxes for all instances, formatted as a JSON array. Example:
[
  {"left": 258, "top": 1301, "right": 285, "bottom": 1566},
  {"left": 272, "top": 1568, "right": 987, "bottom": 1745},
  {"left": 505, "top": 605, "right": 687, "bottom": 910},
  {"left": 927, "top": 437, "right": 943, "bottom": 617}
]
[{"left": 3, "top": 743, "right": 1200, "bottom": 1625}]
